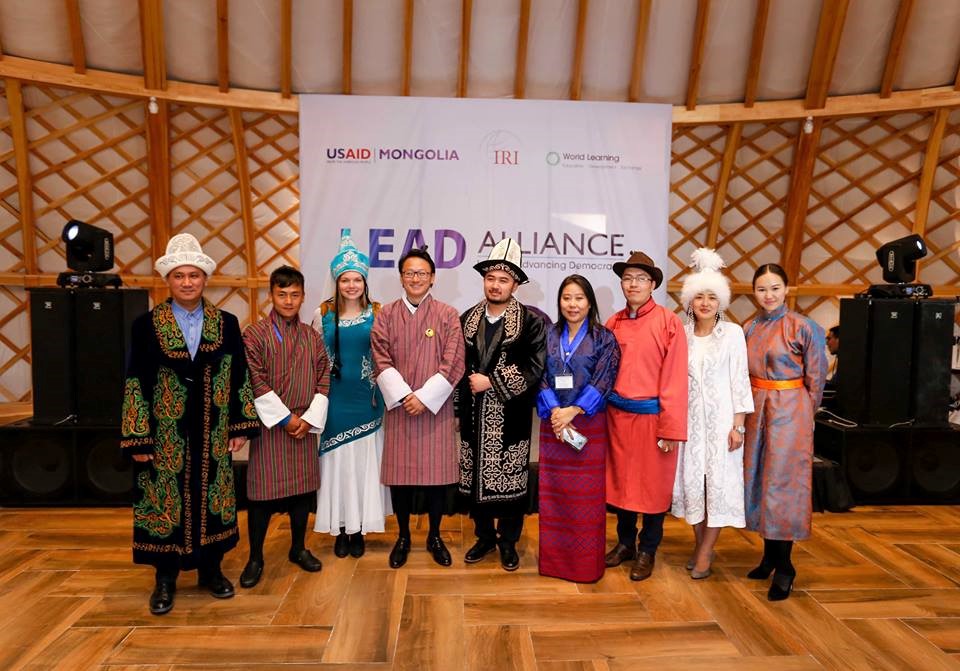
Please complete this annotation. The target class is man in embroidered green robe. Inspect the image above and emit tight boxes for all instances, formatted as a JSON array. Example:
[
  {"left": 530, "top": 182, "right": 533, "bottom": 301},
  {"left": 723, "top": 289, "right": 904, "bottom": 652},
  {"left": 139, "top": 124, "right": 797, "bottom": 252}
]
[{"left": 121, "top": 233, "right": 260, "bottom": 615}]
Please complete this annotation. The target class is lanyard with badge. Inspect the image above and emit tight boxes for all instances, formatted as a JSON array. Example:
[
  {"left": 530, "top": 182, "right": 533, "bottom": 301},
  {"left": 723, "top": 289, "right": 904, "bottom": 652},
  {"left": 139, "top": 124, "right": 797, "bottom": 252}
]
[{"left": 555, "top": 323, "right": 587, "bottom": 390}]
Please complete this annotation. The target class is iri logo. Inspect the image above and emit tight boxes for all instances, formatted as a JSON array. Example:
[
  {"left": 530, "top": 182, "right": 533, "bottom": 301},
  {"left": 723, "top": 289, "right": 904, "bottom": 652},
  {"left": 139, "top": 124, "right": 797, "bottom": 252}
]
[{"left": 494, "top": 150, "right": 518, "bottom": 165}]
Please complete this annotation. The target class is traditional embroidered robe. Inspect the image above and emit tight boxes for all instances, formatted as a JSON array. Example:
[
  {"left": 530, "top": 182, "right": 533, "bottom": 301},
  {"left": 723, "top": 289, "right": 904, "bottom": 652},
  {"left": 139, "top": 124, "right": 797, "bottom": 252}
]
[
  {"left": 371, "top": 294, "right": 465, "bottom": 486},
  {"left": 743, "top": 305, "right": 827, "bottom": 540},
  {"left": 672, "top": 321, "right": 754, "bottom": 528},
  {"left": 243, "top": 310, "right": 331, "bottom": 501},
  {"left": 120, "top": 299, "right": 260, "bottom": 569},
  {"left": 536, "top": 323, "right": 620, "bottom": 582},
  {"left": 457, "top": 298, "right": 547, "bottom": 505},
  {"left": 605, "top": 299, "right": 688, "bottom": 513}
]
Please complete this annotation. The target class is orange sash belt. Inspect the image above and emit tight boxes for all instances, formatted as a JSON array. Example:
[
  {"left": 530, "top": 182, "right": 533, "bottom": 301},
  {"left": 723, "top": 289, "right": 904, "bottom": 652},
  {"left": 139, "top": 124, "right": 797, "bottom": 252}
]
[{"left": 750, "top": 376, "right": 804, "bottom": 390}]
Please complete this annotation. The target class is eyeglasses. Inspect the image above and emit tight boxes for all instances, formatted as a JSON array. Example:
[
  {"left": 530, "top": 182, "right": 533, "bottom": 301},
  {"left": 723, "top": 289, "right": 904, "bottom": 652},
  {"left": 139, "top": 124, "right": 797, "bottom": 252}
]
[
  {"left": 401, "top": 270, "right": 431, "bottom": 280},
  {"left": 620, "top": 275, "right": 652, "bottom": 285}
]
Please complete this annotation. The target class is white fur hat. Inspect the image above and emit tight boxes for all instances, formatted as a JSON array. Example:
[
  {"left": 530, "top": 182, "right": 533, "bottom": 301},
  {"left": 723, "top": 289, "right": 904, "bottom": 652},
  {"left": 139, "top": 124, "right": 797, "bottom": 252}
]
[
  {"left": 154, "top": 233, "right": 216, "bottom": 278},
  {"left": 680, "top": 248, "right": 731, "bottom": 310}
]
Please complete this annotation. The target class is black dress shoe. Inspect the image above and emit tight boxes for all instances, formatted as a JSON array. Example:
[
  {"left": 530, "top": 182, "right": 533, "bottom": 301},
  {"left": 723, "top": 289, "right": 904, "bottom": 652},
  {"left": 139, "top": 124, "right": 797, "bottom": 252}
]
[
  {"left": 464, "top": 539, "right": 498, "bottom": 563},
  {"left": 767, "top": 571, "right": 795, "bottom": 601},
  {"left": 289, "top": 548, "right": 323, "bottom": 572},
  {"left": 499, "top": 543, "right": 520, "bottom": 572},
  {"left": 334, "top": 532, "right": 349, "bottom": 558},
  {"left": 349, "top": 533, "right": 365, "bottom": 558},
  {"left": 198, "top": 572, "right": 235, "bottom": 599},
  {"left": 426, "top": 535, "right": 452, "bottom": 566},
  {"left": 149, "top": 580, "right": 175, "bottom": 615},
  {"left": 239, "top": 559, "right": 263, "bottom": 588},
  {"left": 389, "top": 537, "right": 411, "bottom": 569}
]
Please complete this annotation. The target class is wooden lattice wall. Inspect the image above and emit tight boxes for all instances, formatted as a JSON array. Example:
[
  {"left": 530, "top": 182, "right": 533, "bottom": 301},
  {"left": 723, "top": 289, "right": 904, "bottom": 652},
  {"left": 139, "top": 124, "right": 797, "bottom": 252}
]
[{"left": 0, "top": 85, "right": 959, "bottom": 403}]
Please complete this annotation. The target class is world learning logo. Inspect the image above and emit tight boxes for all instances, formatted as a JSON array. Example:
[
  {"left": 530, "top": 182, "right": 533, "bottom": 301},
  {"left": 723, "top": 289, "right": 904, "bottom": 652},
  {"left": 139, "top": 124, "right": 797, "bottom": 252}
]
[{"left": 546, "top": 151, "right": 560, "bottom": 166}]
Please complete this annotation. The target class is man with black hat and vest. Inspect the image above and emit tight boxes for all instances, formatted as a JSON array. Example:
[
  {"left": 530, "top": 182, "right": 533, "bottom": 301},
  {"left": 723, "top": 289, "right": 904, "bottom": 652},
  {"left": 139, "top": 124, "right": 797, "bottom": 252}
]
[
  {"left": 603, "top": 250, "right": 688, "bottom": 581},
  {"left": 457, "top": 237, "right": 547, "bottom": 571}
]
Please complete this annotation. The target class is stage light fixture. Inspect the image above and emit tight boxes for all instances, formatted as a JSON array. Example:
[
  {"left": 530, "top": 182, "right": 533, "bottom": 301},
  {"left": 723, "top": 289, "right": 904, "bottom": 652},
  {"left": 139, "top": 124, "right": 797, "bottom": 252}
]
[
  {"left": 57, "top": 220, "right": 122, "bottom": 288},
  {"left": 61, "top": 220, "right": 114, "bottom": 272},
  {"left": 864, "top": 234, "right": 931, "bottom": 298},
  {"left": 876, "top": 234, "right": 926, "bottom": 284}
]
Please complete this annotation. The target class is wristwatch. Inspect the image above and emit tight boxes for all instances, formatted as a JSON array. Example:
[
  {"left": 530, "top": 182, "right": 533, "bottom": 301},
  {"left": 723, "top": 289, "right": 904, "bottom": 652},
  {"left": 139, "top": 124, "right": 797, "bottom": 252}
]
[{"left": 734, "top": 425, "right": 746, "bottom": 435}]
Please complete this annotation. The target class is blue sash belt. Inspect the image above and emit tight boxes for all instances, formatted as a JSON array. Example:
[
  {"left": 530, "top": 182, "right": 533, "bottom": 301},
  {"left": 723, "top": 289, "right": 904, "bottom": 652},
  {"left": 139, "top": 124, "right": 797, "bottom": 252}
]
[{"left": 607, "top": 393, "right": 660, "bottom": 414}]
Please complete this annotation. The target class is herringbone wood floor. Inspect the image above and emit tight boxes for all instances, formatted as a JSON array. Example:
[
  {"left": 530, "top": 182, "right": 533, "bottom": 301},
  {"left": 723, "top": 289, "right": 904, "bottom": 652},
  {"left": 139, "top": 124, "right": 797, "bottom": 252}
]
[{"left": 1, "top": 505, "right": 959, "bottom": 670}]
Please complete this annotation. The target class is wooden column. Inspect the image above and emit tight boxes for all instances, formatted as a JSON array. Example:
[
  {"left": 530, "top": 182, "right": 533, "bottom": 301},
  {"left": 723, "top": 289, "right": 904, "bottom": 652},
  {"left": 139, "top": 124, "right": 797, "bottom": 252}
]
[
  {"left": 6, "top": 80, "right": 37, "bottom": 277},
  {"left": 402, "top": 0, "right": 414, "bottom": 96},
  {"left": 138, "top": 0, "right": 167, "bottom": 90},
  {"left": 685, "top": 0, "right": 710, "bottom": 110},
  {"left": 569, "top": 0, "right": 589, "bottom": 101},
  {"left": 628, "top": 0, "right": 652, "bottom": 102},
  {"left": 706, "top": 123, "right": 742, "bottom": 247},
  {"left": 217, "top": 0, "right": 229, "bottom": 92},
  {"left": 804, "top": 0, "right": 849, "bottom": 109},
  {"left": 912, "top": 109, "right": 949, "bottom": 281},
  {"left": 514, "top": 0, "right": 531, "bottom": 99},
  {"left": 230, "top": 109, "right": 258, "bottom": 319},
  {"left": 458, "top": 0, "right": 473, "bottom": 97},
  {"left": 280, "top": 0, "right": 292, "bottom": 98},
  {"left": 782, "top": 118, "right": 823, "bottom": 298},
  {"left": 342, "top": 0, "right": 353, "bottom": 94},
  {"left": 65, "top": 0, "right": 87, "bottom": 74},
  {"left": 145, "top": 98, "right": 171, "bottom": 302},
  {"left": 743, "top": 0, "right": 769, "bottom": 107}
]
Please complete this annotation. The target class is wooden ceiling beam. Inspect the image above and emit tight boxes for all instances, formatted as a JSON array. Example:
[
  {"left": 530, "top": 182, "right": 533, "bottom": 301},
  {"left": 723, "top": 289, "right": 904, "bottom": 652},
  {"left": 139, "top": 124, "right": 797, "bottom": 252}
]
[
  {"left": 458, "top": 0, "right": 473, "bottom": 97},
  {"left": 402, "top": 0, "right": 414, "bottom": 96},
  {"left": 628, "top": 0, "right": 652, "bottom": 102},
  {"left": 217, "top": 0, "right": 229, "bottom": 92},
  {"left": 64, "top": 0, "right": 87, "bottom": 74},
  {"left": 880, "top": 0, "right": 915, "bottom": 98},
  {"left": 514, "top": 0, "right": 531, "bottom": 99},
  {"left": 138, "top": 0, "right": 167, "bottom": 90},
  {"left": 685, "top": 0, "right": 710, "bottom": 110},
  {"left": 569, "top": 0, "right": 589, "bottom": 101},
  {"left": 804, "top": 0, "right": 849, "bottom": 109},
  {"left": 5, "top": 80, "right": 37, "bottom": 275},
  {"left": 280, "top": 0, "right": 292, "bottom": 98},
  {"left": 743, "top": 0, "right": 769, "bottom": 107},
  {"left": 342, "top": 0, "right": 353, "bottom": 94},
  {"left": 1, "top": 53, "right": 959, "bottom": 121}
]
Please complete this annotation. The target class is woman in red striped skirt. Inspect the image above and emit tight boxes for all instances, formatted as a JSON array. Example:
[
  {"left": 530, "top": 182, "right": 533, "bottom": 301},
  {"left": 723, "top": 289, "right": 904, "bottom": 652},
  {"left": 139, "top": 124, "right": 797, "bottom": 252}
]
[{"left": 536, "top": 275, "right": 621, "bottom": 582}]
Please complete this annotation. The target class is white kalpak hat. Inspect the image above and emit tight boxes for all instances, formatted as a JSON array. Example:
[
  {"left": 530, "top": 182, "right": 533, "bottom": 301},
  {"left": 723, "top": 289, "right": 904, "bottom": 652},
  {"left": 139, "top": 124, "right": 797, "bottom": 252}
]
[
  {"left": 474, "top": 237, "right": 528, "bottom": 284},
  {"left": 154, "top": 233, "right": 217, "bottom": 278},
  {"left": 680, "top": 248, "right": 731, "bottom": 310}
]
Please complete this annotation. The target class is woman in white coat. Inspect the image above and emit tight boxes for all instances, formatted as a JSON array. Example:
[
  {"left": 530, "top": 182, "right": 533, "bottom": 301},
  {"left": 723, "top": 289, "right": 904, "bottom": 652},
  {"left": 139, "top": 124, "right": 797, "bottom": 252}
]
[{"left": 672, "top": 248, "right": 754, "bottom": 579}]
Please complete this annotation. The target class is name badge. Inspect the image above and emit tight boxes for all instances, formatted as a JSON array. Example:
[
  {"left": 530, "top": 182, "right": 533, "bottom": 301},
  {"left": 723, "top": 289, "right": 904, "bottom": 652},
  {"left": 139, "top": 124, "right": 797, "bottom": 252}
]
[{"left": 554, "top": 374, "right": 574, "bottom": 390}]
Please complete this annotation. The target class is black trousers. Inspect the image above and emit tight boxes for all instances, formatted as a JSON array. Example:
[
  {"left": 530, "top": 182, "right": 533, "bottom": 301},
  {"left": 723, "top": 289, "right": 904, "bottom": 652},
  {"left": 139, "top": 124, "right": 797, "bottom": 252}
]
[
  {"left": 246, "top": 492, "right": 315, "bottom": 562},
  {"left": 613, "top": 507, "right": 667, "bottom": 556},
  {"left": 390, "top": 485, "right": 446, "bottom": 540},
  {"left": 154, "top": 553, "right": 223, "bottom": 584},
  {"left": 471, "top": 501, "right": 526, "bottom": 545}
]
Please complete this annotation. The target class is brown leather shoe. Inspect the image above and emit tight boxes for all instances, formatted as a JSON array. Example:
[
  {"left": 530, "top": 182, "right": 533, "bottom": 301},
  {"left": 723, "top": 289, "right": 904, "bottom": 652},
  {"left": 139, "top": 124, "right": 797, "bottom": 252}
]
[
  {"left": 604, "top": 543, "right": 636, "bottom": 567},
  {"left": 629, "top": 551, "right": 655, "bottom": 581}
]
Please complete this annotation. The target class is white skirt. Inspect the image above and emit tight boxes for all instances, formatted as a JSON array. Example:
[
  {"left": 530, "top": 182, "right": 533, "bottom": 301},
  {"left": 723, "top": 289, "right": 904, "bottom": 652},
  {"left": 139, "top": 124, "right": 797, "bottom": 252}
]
[{"left": 314, "top": 428, "right": 392, "bottom": 535}]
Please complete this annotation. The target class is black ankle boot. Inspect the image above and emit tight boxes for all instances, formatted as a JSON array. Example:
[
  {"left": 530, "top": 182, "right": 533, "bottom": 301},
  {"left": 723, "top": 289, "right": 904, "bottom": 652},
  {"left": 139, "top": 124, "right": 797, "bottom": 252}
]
[{"left": 767, "top": 571, "right": 795, "bottom": 601}]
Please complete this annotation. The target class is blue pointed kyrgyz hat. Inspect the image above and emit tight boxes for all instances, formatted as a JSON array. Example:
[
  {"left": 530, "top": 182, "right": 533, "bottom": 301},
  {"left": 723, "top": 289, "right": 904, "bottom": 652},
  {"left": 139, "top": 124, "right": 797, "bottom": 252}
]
[{"left": 329, "top": 228, "right": 369, "bottom": 279}]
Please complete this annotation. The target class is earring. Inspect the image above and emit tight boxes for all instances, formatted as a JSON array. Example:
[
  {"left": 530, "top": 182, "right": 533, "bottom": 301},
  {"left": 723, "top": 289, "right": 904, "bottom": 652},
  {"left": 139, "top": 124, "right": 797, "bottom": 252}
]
[
  {"left": 686, "top": 305, "right": 695, "bottom": 323},
  {"left": 716, "top": 310, "right": 726, "bottom": 323}
]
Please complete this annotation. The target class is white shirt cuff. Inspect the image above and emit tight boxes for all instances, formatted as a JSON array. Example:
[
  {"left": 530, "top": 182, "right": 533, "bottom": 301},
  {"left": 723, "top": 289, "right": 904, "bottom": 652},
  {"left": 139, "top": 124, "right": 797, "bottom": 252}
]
[
  {"left": 301, "top": 393, "right": 329, "bottom": 434},
  {"left": 414, "top": 372, "right": 454, "bottom": 415},
  {"left": 254, "top": 390, "right": 290, "bottom": 429},
  {"left": 377, "top": 367, "right": 414, "bottom": 410}
]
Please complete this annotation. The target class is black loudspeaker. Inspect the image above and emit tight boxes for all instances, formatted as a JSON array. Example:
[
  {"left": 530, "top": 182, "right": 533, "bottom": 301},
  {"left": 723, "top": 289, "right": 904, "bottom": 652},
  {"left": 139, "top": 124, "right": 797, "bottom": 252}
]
[
  {"left": 28, "top": 288, "right": 149, "bottom": 426},
  {"left": 911, "top": 300, "right": 955, "bottom": 425},
  {"left": 75, "top": 428, "right": 133, "bottom": 504},
  {"left": 28, "top": 290, "right": 77, "bottom": 425},
  {"left": 838, "top": 297, "right": 955, "bottom": 426},
  {"left": 74, "top": 290, "right": 149, "bottom": 426},
  {"left": 0, "top": 421, "right": 133, "bottom": 506},
  {"left": 815, "top": 419, "right": 960, "bottom": 504}
]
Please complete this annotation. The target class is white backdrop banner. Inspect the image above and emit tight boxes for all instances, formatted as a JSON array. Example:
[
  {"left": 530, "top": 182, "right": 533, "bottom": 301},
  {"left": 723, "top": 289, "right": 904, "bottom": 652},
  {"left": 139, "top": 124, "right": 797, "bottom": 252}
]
[{"left": 299, "top": 95, "right": 671, "bottom": 318}]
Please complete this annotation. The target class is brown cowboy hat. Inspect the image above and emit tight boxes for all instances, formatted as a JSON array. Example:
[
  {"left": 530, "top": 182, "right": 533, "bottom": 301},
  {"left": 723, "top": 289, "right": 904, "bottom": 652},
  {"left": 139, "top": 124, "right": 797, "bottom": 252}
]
[{"left": 612, "top": 250, "right": 663, "bottom": 288}]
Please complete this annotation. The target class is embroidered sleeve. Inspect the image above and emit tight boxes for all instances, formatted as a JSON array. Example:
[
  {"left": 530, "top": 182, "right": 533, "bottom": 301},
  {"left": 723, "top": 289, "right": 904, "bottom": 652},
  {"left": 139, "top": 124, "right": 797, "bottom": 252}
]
[{"left": 120, "top": 315, "right": 155, "bottom": 454}]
